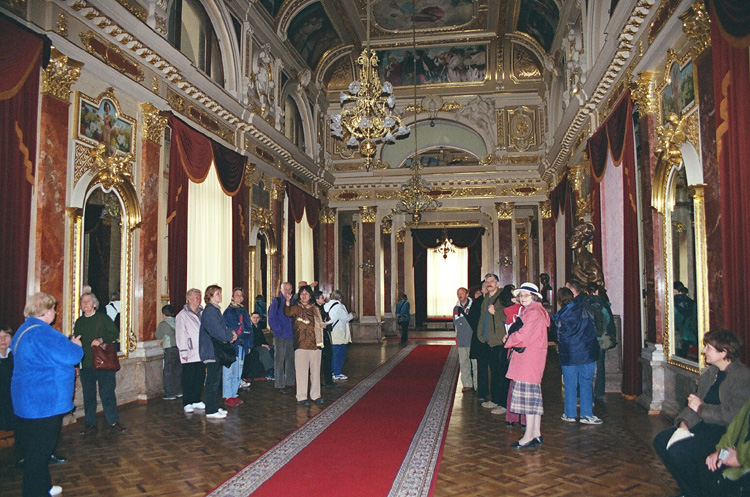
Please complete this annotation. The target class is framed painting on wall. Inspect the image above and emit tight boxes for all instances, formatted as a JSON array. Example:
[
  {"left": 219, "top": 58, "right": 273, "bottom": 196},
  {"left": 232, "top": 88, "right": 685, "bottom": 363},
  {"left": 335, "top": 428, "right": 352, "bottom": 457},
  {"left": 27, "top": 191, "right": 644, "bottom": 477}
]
[{"left": 75, "top": 90, "right": 135, "bottom": 157}]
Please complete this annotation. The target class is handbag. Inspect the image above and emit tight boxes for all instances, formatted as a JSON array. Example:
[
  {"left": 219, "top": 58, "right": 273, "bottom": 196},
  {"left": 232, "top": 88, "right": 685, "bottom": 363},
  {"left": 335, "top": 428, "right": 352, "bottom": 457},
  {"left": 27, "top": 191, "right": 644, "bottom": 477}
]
[
  {"left": 211, "top": 337, "right": 237, "bottom": 367},
  {"left": 91, "top": 314, "right": 121, "bottom": 371},
  {"left": 91, "top": 342, "right": 121, "bottom": 371}
]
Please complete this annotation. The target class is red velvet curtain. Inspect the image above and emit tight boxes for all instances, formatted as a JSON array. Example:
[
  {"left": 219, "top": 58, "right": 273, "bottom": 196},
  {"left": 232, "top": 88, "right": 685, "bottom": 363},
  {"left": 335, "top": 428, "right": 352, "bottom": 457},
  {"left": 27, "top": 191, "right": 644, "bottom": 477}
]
[
  {"left": 585, "top": 92, "right": 641, "bottom": 396},
  {"left": 711, "top": 7, "right": 750, "bottom": 365},
  {"left": 411, "top": 227, "right": 485, "bottom": 327},
  {"left": 0, "top": 16, "right": 44, "bottom": 329},
  {"left": 166, "top": 115, "right": 247, "bottom": 305},
  {"left": 287, "top": 183, "right": 320, "bottom": 228},
  {"left": 708, "top": 0, "right": 750, "bottom": 46}
]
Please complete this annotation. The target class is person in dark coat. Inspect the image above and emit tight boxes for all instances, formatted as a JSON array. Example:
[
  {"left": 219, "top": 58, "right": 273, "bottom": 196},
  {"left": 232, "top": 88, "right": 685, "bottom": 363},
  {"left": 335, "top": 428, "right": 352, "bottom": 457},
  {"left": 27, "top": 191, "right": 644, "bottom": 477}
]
[
  {"left": 551, "top": 287, "right": 602, "bottom": 424},
  {"left": 467, "top": 283, "right": 487, "bottom": 399},
  {"left": 199, "top": 285, "right": 237, "bottom": 419}
]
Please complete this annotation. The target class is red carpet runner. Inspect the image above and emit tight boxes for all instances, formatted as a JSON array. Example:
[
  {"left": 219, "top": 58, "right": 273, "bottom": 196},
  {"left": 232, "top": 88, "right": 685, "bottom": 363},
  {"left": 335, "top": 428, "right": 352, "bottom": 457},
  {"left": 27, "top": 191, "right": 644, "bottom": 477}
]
[{"left": 208, "top": 345, "right": 458, "bottom": 497}]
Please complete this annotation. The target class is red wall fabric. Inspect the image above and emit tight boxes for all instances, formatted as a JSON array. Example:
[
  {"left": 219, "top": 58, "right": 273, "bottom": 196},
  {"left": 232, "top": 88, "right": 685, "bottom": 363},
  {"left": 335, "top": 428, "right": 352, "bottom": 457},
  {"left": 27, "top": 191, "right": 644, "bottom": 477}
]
[
  {"left": 0, "top": 16, "right": 43, "bottom": 329},
  {"left": 712, "top": 14, "right": 750, "bottom": 365}
]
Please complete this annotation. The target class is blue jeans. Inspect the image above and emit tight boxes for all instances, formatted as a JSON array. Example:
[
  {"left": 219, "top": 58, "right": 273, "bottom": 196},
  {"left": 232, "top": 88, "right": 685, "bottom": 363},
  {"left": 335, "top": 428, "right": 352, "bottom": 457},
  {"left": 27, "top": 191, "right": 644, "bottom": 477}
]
[
  {"left": 332, "top": 344, "right": 347, "bottom": 375},
  {"left": 561, "top": 361, "right": 596, "bottom": 417},
  {"left": 79, "top": 368, "right": 119, "bottom": 425},
  {"left": 222, "top": 348, "right": 243, "bottom": 398}
]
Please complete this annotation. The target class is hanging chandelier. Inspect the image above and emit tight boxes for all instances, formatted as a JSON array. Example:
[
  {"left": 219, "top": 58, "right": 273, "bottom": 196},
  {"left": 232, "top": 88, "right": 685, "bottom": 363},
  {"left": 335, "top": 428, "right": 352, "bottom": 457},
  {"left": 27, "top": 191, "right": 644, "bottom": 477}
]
[
  {"left": 435, "top": 229, "right": 456, "bottom": 259},
  {"left": 330, "top": 0, "right": 408, "bottom": 169},
  {"left": 393, "top": 0, "right": 440, "bottom": 224}
]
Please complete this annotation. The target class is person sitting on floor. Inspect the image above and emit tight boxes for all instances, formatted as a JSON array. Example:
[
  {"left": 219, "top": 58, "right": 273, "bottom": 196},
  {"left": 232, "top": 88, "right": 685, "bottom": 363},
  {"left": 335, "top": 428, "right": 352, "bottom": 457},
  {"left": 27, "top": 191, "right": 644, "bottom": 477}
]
[
  {"left": 242, "top": 312, "right": 274, "bottom": 382},
  {"left": 653, "top": 329, "right": 750, "bottom": 497}
]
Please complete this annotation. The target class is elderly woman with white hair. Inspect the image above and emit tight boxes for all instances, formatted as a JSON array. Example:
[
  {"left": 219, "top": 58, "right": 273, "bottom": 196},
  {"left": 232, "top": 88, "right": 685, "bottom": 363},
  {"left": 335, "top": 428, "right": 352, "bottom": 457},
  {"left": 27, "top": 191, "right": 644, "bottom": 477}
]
[
  {"left": 503, "top": 282, "right": 550, "bottom": 450},
  {"left": 75, "top": 292, "right": 124, "bottom": 435}
]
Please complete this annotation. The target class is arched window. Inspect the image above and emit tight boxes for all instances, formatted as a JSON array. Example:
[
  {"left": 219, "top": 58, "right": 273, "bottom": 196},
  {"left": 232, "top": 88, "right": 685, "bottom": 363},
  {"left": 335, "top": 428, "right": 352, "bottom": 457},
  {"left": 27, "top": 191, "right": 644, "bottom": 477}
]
[
  {"left": 284, "top": 96, "right": 305, "bottom": 150},
  {"left": 168, "top": 0, "right": 224, "bottom": 86}
]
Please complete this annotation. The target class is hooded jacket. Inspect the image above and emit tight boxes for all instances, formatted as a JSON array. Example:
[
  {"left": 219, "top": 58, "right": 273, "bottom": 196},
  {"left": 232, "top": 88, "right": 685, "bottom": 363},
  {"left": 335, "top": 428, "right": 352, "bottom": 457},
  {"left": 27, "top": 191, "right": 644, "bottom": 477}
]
[
  {"left": 268, "top": 292, "right": 293, "bottom": 339},
  {"left": 551, "top": 297, "right": 599, "bottom": 366}
]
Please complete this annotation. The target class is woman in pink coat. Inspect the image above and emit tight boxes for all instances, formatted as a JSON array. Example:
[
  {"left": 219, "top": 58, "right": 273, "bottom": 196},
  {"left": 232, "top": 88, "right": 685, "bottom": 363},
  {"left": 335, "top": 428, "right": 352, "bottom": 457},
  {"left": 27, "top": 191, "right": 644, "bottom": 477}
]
[{"left": 504, "top": 282, "right": 550, "bottom": 449}]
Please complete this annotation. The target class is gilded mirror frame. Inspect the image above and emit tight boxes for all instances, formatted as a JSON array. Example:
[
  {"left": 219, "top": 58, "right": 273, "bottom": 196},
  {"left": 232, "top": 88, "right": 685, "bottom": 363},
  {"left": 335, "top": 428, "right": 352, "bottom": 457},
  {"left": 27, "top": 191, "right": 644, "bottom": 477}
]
[{"left": 652, "top": 111, "right": 707, "bottom": 372}]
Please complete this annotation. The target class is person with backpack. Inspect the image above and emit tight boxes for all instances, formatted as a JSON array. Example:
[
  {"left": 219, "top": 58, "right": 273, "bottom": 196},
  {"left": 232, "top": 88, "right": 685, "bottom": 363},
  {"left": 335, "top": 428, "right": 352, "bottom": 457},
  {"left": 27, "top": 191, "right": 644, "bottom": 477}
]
[
  {"left": 585, "top": 282, "right": 617, "bottom": 402},
  {"left": 325, "top": 290, "right": 355, "bottom": 381}
]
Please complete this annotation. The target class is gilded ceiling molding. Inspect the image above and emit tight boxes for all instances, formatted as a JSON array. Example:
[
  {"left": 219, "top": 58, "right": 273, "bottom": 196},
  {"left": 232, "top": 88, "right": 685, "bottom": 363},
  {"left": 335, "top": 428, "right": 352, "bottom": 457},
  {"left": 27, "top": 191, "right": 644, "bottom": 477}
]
[
  {"left": 680, "top": 0, "right": 711, "bottom": 58},
  {"left": 506, "top": 106, "right": 538, "bottom": 152},
  {"left": 539, "top": 200, "right": 552, "bottom": 219},
  {"left": 495, "top": 202, "right": 514, "bottom": 220},
  {"left": 41, "top": 47, "right": 83, "bottom": 102},
  {"left": 510, "top": 44, "right": 542, "bottom": 83},
  {"left": 630, "top": 71, "right": 658, "bottom": 119},
  {"left": 547, "top": 0, "right": 657, "bottom": 181},
  {"left": 320, "top": 206, "right": 336, "bottom": 224},
  {"left": 359, "top": 206, "right": 377, "bottom": 223},
  {"left": 141, "top": 103, "right": 167, "bottom": 145}
]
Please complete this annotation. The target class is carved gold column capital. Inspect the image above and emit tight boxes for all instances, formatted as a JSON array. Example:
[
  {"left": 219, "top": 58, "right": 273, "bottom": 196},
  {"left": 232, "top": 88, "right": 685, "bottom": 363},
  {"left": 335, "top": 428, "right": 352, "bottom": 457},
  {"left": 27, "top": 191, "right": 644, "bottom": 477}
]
[
  {"left": 395, "top": 228, "right": 406, "bottom": 243},
  {"left": 41, "top": 47, "right": 82, "bottom": 102},
  {"left": 630, "top": 71, "right": 658, "bottom": 119},
  {"left": 269, "top": 178, "right": 286, "bottom": 200},
  {"left": 320, "top": 206, "right": 336, "bottom": 224},
  {"left": 567, "top": 164, "right": 586, "bottom": 194},
  {"left": 381, "top": 217, "right": 393, "bottom": 234},
  {"left": 495, "top": 202, "right": 514, "bottom": 220},
  {"left": 359, "top": 206, "right": 376, "bottom": 223},
  {"left": 141, "top": 103, "right": 168, "bottom": 145},
  {"left": 680, "top": 0, "right": 711, "bottom": 58},
  {"left": 539, "top": 200, "right": 552, "bottom": 219}
]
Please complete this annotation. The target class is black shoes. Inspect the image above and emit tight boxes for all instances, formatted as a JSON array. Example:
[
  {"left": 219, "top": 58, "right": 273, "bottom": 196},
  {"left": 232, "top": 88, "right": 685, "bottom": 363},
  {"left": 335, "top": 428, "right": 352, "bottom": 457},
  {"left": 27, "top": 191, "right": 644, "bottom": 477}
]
[
  {"left": 49, "top": 454, "right": 67, "bottom": 464},
  {"left": 510, "top": 436, "right": 543, "bottom": 449},
  {"left": 80, "top": 425, "right": 98, "bottom": 436},
  {"left": 297, "top": 400, "right": 310, "bottom": 406},
  {"left": 313, "top": 398, "right": 325, "bottom": 404},
  {"left": 110, "top": 422, "right": 126, "bottom": 433}
]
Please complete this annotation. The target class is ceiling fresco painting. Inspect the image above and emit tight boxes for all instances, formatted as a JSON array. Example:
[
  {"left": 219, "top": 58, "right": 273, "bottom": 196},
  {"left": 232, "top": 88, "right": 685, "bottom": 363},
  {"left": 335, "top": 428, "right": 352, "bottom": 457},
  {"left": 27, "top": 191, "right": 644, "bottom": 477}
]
[
  {"left": 287, "top": 2, "right": 342, "bottom": 69},
  {"left": 377, "top": 44, "right": 487, "bottom": 86},
  {"left": 516, "top": 0, "right": 559, "bottom": 52},
  {"left": 372, "top": 0, "right": 477, "bottom": 32}
]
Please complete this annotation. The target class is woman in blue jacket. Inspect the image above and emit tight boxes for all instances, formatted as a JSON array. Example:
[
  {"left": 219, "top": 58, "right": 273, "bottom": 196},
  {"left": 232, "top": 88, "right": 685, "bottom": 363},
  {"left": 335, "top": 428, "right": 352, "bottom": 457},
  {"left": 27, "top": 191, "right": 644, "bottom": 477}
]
[
  {"left": 11, "top": 292, "right": 83, "bottom": 497},
  {"left": 551, "top": 287, "right": 602, "bottom": 425},
  {"left": 199, "top": 285, "right": 236, "bottom": 419}
]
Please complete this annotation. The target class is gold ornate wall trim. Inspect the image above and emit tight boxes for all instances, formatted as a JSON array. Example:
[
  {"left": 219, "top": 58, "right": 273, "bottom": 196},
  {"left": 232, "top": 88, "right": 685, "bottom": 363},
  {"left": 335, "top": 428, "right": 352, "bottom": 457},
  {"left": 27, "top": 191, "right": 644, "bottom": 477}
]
[
  {"left": 547, "top": 0, "right": 657, "bottom": 181},
  {"left": 495, "top": 202, "right": 514, "bottom": 220},
  {"left": 79, "top": 31, "right": 144, "bottom": 82},
  {"left": 652, "top": 112, "right": 691, "bottom": 213},
  {"left": 167, "top": 88, "right": 234, "bottom": 143},
  {"left": 631, "top": 71, "right": 658, "bottom": 119},
  {"left": 359, "top": 206, "right": 376, "bottom": 223},
  {"left": 320, "top": 206, "right": 336, "bottom": 224},
  {"left": 648, "top": 0, "right": 680, "bottom": 45},
  {"left": 395, "top": 228, "right": 406, "bottom": 243},
  {"left": 141, "top": 103, "right": 167, "bottom": 144},
  {"left": 680, "top": 0, "right": 711, "bottom": 58},
  {"left": 0, "top": 0, "right": 26, "bottom": 16},
  {"left": 539, "top": 200, "right": 552, "bottom": 219},
  {"left": 41, "top": 47, "right": 83, "bottom": 102}
]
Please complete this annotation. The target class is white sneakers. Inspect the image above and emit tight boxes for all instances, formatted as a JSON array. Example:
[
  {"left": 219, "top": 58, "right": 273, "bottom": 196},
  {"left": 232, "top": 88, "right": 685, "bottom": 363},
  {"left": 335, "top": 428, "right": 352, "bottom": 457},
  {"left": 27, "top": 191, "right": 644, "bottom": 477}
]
[
  {"left": 561, "top": 414, "right": 577, "bottom": 422},
  {"left": 192, "top": 402, "right": 206, "bottom": 409},
  {"left": 491, "top": 406, "right": 507, "bottom": 415},
  {"left": 580, "top": 415, "right": 603, "bottom": 425},
  {"left": 183, "top": 404, "right": 194, "bottom": 413},
  {"left": 333, "top": 374, "right": 348, "bottom": 380},
  {"left": 239, "top": 380, "right": 251, "bottom": 388},
  {"left": 481, "top": 401, "right": 498, "bottom": 409},
  {"left": 206, "top": 411, "right": 227, "bottom": 419},
  {"left": 184, "top": 402, "right": 207, "bottom": 413},
  {"left": 49, "top": 485, "right": 62, "bottom": 496}
]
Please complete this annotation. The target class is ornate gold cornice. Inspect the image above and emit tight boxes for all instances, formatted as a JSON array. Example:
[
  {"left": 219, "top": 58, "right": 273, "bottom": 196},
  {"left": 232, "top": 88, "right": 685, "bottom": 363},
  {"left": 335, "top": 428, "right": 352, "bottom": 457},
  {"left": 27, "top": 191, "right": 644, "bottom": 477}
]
[
  {"left": 680, "top": 0, "right": 711, "bottom": 58},
  {"left": 41, "top": 47, "right": 82, "bottom": 102},
  {"left": 359, "top": 206, "right": 376, "bottom": 223},
  {"left": 630, "top": 71, "right": 658, "bottom": 119},
  {"left": 141, "top": 103, "right": 167, "bottom": 145},
  {"left": 539, "top": 200, "right": 552, "bottom": 219},
  {"left": 320, "top": 206, "right": 336, "bottom": 224},
  {"left": 79, "top": 31, "right": 144, "bottom": 82},
  {"left": 495, "top": 202, "right": 514, "bottom": 220}
]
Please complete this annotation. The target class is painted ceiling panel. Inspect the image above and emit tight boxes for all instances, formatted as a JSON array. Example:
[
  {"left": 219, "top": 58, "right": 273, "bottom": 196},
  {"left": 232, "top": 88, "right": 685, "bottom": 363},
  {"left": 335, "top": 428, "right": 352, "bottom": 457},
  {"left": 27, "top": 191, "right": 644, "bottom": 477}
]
[{"left": 287, "top": 2, "right": 342, "bottom": 69}]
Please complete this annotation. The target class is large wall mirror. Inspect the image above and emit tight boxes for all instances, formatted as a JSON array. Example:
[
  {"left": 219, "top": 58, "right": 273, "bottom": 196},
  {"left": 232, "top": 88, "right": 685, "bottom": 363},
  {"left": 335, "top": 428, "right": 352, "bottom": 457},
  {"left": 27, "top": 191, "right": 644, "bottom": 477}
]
[
  {"left": 68, "top": 154, "right": 141, "bottom": 355},
  {"left": 653, "top": 118, "right": 707, "bottom": 372}
]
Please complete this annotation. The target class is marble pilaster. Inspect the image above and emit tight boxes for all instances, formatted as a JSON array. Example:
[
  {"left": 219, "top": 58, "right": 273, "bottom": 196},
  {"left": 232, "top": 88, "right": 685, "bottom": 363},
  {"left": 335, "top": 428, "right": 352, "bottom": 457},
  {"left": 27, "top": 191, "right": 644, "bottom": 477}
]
[
  {"left": 496, "top": 202, "right": 514, "bottom": 285},
  {"left": 318, "top": 207, "right": 336, "bottom": 295},
  {"left": 540, "top": 201, "right": 556, "bottom": 304},
  {"left": 136, "top": 103, "right": 167, "bottom": 342},
  {"left": 36, "top": 49, "right": 81, "bottom": 330},
  {"left": 270, "top": 179, "right": 285, "bottom": 292},
  {"left": 637, "top": 112, "right": 659, "bottom": 344},
  {"left": 396, "top": 229, "right": 405, "bottom": 298}
]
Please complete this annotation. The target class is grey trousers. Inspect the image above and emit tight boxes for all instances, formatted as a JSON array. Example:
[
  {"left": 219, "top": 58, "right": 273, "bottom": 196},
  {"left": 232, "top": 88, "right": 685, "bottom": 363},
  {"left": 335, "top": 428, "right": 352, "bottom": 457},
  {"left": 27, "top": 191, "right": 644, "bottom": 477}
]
[{"left": 274, "top": 337, "right": 295, "bottom": 389}]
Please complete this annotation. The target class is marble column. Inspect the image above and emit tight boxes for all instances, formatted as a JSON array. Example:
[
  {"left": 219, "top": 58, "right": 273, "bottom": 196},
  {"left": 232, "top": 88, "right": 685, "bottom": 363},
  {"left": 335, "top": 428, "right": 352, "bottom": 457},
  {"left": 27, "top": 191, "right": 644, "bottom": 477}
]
[
  {"left": 381, "top": 219, "right": 392, "bottom": 314},
  {"left": 352, "top": 206, "right": 380, "bottom": 342},
  {"left": 516, "top": 222, "right": 529, "bottom": 283},
  {"left": 36, "top": 49, "right": 81, "bottom": 331},
  {"left": 137, "top": 103, "right": 167, "bottom": 342},
  {"left": 495, "top": 202, "right": 514, "bottom": 285},
  {"left": 396, "top": 228, "right": 406, "bottom": 298},
  {"left": 270, "top": 178, "right": 285, "bottom": 293},
  {"left": 539, "top": 201, "right": 556, "bottom": 303},
  {"left": 318, "top": 207, "right": 336, "bottom": 296}
]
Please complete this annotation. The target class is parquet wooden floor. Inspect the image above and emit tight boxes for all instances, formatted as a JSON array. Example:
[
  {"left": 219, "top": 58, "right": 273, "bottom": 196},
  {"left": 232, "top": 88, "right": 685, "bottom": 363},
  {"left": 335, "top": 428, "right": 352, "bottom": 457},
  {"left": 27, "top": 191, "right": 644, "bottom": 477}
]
[{"left": 0, "top": 341, "right": 678, "bottom": 496}]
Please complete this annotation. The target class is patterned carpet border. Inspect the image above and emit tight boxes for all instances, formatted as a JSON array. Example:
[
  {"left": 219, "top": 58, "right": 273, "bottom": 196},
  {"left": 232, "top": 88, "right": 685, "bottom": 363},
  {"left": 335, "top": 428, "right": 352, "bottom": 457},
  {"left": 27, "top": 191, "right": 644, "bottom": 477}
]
[
  {"left": 388, "top": 346, "right": 459, "bottom": 497},
  {"left": 208, "top": 345, "right": 417, "bottom": 497}
]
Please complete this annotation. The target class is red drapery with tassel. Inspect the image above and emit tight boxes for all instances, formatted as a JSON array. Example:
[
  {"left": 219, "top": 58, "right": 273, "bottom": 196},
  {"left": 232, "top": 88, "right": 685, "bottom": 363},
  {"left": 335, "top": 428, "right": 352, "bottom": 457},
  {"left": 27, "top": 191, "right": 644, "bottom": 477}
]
[
  {"left": 709, "top": 0, "right": 750, "bottom": 365},
  {"left": 586, "top": 91, "right": 642, "bottom": 396},
  {"left": 0, "top": 16, "right": 44, "bottom": 328}
]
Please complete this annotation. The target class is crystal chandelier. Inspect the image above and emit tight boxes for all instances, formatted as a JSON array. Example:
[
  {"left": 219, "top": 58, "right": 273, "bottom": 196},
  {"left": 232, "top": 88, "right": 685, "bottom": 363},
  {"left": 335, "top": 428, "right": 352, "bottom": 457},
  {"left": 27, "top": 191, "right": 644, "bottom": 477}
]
[
  {"left": 435, "top": 229, "right": 456, "bottom": 259},
  {"left": 330, "top": 0, "right": 408, "bottom": 169},
  {"left": 393, "top": 1, "right": 440, "bottom": 224}
]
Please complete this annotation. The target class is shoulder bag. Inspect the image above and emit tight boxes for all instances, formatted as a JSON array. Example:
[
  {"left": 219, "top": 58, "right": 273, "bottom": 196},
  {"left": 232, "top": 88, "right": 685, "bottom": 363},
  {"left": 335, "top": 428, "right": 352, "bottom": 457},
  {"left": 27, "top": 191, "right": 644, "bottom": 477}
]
[
  {"left": 92, "top": 314, "right": 121, "bottom": 371},
  {"left": 211, "top": 337, "right": 237, "bottom": 367}
]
